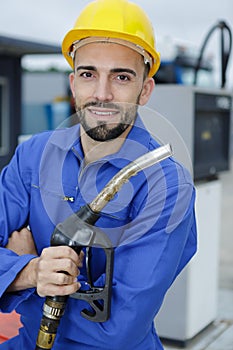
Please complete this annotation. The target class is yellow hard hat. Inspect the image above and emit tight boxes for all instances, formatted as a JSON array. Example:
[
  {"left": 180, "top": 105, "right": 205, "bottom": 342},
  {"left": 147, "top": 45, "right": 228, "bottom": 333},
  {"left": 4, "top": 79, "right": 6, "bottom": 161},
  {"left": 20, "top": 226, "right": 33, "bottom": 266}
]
[{"left": 62, "top": 0, "right": 160, "bottom": 77}]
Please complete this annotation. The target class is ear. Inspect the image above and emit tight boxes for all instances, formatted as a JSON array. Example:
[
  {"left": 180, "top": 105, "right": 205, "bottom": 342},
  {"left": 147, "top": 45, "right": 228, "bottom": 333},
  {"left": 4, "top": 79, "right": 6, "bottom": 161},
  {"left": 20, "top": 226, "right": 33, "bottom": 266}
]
[
  {"left": 69, "top": 72, "right": 75, "bottom": 98},
  {"left": 138, "top": 77, "right": 155, "bottom": 106}
]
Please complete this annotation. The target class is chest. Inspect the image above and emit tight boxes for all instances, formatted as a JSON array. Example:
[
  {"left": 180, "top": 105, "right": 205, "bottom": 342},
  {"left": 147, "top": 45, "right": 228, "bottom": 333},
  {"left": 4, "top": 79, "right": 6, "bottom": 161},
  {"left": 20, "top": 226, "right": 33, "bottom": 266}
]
[{"left": 28, "top": 153, "right": 145, "bottom": 252}]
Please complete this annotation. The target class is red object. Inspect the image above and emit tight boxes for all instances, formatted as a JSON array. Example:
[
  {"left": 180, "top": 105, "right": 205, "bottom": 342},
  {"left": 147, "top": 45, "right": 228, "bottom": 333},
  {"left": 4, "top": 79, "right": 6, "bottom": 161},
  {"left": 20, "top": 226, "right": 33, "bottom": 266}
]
[{"left": 0, "top": 311, "right": 22, "bottom": 344}]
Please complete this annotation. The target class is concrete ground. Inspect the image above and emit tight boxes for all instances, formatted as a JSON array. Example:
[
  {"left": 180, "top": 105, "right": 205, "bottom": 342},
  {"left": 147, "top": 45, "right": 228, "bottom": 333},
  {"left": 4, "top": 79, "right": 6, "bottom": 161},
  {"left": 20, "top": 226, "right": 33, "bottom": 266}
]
[{"left": 163, "top": 159, "right": 233, "bottom": 350}]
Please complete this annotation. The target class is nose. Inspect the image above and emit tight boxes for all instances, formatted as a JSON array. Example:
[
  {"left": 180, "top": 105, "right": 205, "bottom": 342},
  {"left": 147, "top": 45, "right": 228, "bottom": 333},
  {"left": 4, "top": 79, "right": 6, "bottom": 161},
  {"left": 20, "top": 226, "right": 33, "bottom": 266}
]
[{"left": 93, "top": 75, "right": 113, "bottom": 102}]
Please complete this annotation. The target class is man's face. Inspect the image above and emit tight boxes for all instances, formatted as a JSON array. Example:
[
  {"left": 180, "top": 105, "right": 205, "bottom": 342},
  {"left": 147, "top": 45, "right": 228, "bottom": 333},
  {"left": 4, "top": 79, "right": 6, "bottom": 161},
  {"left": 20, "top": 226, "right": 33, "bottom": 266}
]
[{"left": 69, "top": 42, "right": 154, "bottom": 141}]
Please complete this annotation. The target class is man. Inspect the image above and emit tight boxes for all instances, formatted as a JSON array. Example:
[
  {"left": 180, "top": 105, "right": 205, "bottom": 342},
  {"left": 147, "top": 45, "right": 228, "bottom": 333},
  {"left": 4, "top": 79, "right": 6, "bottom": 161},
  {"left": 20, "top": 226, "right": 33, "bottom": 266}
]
[{"left": 0, "top": 0, "right": 197, "bottom": 349}]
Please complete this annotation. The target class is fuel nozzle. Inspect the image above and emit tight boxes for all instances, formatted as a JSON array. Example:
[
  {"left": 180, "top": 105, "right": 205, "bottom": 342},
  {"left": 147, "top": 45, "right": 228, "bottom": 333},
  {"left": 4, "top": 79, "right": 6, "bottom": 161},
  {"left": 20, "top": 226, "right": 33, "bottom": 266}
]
[
  {"left": 35, "top": 204, "right": 114, "bottom": 350},
  {"left": 51, "top": 205, "right": 114, "bottom": 322}
]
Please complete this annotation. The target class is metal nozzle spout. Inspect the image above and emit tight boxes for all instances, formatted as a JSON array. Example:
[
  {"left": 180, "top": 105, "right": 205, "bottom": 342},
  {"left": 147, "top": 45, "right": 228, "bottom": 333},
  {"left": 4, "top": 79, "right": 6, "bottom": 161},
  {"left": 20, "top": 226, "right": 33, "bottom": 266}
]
[{"left": 89, "top": 143, "right": 172, "bottom": 213}]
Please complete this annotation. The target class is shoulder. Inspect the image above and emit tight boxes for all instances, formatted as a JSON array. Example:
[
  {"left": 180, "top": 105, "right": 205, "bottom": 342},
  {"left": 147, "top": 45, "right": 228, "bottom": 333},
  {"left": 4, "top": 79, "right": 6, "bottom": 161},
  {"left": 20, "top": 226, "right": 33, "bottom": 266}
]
[
  {"left": 17, "top": 130, "right": 53, "bottom": 154},
  {"left": 17, "top": 125, "right": 80, "bottom": 162}
]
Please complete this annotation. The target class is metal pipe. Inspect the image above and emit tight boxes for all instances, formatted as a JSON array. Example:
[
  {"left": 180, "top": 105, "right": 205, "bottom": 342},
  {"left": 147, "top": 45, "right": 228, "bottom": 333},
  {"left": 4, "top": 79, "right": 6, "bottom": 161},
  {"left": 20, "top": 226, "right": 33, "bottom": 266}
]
[{"left": 90, "top": 143, "right": 172, "bottom": 213}]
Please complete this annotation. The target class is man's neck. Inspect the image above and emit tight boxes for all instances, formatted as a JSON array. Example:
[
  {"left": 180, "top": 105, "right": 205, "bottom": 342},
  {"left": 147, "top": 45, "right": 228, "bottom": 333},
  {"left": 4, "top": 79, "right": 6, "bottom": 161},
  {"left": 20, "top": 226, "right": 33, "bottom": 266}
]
[{"left": 80, "top": 125, "right": 132, "bottom": 164}]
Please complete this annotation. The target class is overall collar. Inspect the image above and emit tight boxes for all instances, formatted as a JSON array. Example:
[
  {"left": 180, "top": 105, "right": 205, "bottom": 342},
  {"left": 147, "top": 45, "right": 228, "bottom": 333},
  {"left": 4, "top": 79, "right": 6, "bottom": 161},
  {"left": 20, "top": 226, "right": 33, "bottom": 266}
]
[{"left": 49, "top": 115, "right": 152, "bottom": 169}]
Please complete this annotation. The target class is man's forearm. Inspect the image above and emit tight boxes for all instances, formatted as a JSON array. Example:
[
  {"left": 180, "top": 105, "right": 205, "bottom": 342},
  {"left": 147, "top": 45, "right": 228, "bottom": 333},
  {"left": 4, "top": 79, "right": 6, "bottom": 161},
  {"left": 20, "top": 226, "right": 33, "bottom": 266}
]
[
  {"left": 6, "top": 257, "right": 39, "bottom": 292},
  {"left": 5, "top": 228, "right": 39, "bottom": 292}
]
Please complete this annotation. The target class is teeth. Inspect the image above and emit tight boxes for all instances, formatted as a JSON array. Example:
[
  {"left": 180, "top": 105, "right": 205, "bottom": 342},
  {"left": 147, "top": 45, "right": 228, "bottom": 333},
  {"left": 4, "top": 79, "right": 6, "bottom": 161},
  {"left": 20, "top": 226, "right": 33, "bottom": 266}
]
[{"left": 92, "top": 110, "right": 116, "bottom": 116}]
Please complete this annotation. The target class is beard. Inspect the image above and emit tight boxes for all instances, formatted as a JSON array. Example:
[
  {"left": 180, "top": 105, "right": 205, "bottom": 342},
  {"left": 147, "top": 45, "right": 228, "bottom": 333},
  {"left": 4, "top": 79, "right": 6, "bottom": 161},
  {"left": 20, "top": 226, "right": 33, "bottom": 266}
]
[{"left": 75, "top": 101, "right": 139, "bottom": 142}]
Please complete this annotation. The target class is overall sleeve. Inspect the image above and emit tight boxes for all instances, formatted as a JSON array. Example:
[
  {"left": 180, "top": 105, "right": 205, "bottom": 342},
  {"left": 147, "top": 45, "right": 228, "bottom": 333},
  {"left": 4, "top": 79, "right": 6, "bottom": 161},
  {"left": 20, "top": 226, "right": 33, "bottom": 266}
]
[{"left": 0, "top": 144, "right": 36, "bottom": 312}]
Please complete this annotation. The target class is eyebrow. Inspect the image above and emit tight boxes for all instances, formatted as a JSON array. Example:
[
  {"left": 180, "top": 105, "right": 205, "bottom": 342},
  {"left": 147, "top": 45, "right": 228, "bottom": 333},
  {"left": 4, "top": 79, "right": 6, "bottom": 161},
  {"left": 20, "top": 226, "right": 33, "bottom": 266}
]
[
  {"left": 111, "top": 68, "right": 137, "bottom": 77},
  {"left": 76, "top": 66, "right": 137, "bottom": 77},
  {"left": 76, "top": 65, "right": 95, "bottom": 72}
]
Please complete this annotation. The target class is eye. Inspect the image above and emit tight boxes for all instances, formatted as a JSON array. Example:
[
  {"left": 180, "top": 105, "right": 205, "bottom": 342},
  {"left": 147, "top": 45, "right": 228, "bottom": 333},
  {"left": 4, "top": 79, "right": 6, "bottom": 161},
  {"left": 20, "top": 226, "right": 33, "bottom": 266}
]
[
  {"left": 80, "top": 71, "right": 93, "bottom": 78},
  {"left": 116, "top": 74, "right": 130, "bottom": 82}
]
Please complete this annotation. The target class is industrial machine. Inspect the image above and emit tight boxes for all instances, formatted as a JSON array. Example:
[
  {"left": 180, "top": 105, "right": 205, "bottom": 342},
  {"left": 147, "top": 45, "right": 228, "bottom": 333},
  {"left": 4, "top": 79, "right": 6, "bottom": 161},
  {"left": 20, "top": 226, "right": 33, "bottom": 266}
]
[
  {"left": 143, "top": 20, "right": 232, "bottom": 344},
  {"left": 145, "top": 85, "right": 232, "bottom": 345},
  {"left": 147, "top": 86, "right": 232, "bottom": 181}
]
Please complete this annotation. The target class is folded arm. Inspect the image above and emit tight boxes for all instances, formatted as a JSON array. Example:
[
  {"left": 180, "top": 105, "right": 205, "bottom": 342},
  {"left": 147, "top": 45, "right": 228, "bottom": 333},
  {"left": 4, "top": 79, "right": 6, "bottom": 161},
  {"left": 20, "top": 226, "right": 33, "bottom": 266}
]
[{"left": 5, "top": 228, "right": 83, "bottom": 296}]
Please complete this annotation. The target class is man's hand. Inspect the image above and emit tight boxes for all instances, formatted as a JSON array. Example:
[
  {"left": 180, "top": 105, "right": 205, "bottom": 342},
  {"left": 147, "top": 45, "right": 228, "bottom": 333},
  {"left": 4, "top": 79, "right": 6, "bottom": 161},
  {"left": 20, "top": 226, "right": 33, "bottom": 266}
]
[
  {"left": 6, "top": 228, "right": 84, "bottom": 296},
  {"left": 36, "top": 246, "right": 84, "bottom": 297},
  {"left": 6, "top": 227, "right": 38, "bottom": 256}
]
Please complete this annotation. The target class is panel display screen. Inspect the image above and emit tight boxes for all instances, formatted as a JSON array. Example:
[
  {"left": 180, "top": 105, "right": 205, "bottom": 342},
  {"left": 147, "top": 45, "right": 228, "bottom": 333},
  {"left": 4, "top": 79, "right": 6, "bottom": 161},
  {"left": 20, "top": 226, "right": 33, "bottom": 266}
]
[{"left": 194, "top": 93, "right": 232, "bottom": 180}]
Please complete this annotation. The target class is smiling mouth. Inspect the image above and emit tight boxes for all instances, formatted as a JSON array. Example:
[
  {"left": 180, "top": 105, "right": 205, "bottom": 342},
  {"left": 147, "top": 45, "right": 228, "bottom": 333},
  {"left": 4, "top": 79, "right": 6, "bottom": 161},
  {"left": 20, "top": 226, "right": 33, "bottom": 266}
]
[{"left": 87, "top": 107, "right": 120, "bottom": 119}]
